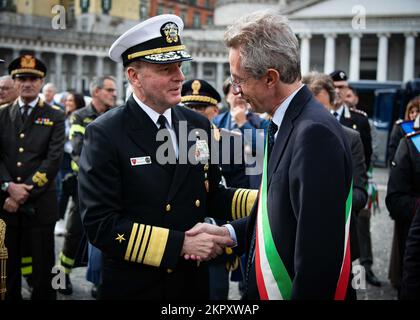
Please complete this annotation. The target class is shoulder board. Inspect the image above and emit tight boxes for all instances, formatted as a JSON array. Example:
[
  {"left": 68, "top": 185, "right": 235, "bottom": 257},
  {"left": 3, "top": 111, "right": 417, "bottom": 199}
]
[
  {"left": 0, "top": 103, "right": 9, "bottom": 109},
  {"left": 38, "top": 99, "right": 45, "bottom": 108},
  {"left": 52, "top": 105, "right": 61, "bottom": 110},
  {"left": 406, "top": 130, "right": 420, "bottom": 153},
  {"left": 349, "top": 108, "right": 368, "bottom": 117},
  {"left": 401, "top": 120, "right": 414, "bottom": 135}
]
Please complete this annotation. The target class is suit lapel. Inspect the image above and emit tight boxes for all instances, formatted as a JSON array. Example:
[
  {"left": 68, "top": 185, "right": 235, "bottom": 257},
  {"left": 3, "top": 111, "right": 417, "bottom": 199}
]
[
  {"left": 166, "top": 106, "right": 194, "bottom": 202},
  {"left": 267, "top": 86, "right": 313, "bottom": 187}
]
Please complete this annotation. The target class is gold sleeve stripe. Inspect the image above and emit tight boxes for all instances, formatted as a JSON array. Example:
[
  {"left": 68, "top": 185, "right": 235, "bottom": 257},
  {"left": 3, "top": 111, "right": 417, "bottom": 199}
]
[
  {"left": 124, "top": 223, "right": 139, "bottom": 261},
  {"left": 137, "top": 225, "right": 152, "bottom": 263},
  {"left": 238, "top": 189, "right": 248, "bottom": 219},
  {"left": 143, "top": 227, "right": 169, "bottom": 267},
  {"left": 131, "top": 224, "right": 145, "bottom": 262},
  {"left": 231, "top": 189, "right": 240, "bottom": 220},
  {"left": 241, "top": 190, "right": 250, "bottom": 219},
  {"left": 232, "top": 189, "right": 246, "bottom": 220},
  {"left": 246, "top": 190, "right": 258, "bottom": 216}
]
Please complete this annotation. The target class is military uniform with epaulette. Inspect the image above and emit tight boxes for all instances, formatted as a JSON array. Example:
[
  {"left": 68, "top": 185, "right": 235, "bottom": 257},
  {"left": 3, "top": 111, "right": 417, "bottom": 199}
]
[
  {"left": 386, "top": 130, "right": 420, "bottom": 292},
  {"left": 57, "top": 103, "right": 103, "bottom": 295},
  {"left": 0, "top": 55, "right": 65, "bottom": 299}
]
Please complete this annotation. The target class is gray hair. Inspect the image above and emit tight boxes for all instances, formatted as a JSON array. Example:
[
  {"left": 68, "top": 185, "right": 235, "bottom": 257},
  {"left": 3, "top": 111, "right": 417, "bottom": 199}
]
[
  {"left": 302, "top": 71, "right": 336, "bottom": 105},
  {"left": 42, "top": 82, "right": 56, "bottom": 93},
  {"left": 89, "top": 75, "right": 116, "bottom": 96},
  {"left": 224, "top": 10, "right": 301, "bottom": 84},
  {"left": 0, "top": 75, "right": 14, "bottom": 82}
]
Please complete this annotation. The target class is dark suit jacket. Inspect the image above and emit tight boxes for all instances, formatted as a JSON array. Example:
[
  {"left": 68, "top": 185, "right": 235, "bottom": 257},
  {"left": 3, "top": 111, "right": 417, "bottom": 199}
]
[
  {"left": 0, "top": 99, "right": 65, "bottom": 226},
  {"left": 78, "top": 96, "right": 245, "bottom": 299},
  {"left": 342, "top": 126, "right": 368, "bottom": 261},
  {"left": 232, "top": 86, "right": 353, "bottom": 299}
]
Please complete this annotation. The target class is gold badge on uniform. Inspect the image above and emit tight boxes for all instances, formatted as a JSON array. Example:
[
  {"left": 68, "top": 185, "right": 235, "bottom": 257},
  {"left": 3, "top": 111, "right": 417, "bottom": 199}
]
[
  {"left": 161, "top": 22, "right": 179, "bottom": 44},
  {"left": 115, "top": 233, "right": 126, "bottom": 243},
  {"left": 32, "top": 171, "right": 48, "bottom": 187},
  {"left": 191, "top": 80, "right": 201, "bottom": 95},
  {"left": 20, "top": 55, "right": 36, "bottom": 69}
]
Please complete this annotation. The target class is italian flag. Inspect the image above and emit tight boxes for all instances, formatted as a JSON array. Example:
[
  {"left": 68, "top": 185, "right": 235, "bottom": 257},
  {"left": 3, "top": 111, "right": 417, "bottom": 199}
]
[{"left": 254, "top": 142, "right": 352, "bottom": 300}]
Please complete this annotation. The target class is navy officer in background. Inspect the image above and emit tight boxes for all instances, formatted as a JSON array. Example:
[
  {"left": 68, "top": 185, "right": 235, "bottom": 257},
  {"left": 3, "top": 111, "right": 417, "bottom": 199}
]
[{"left": 78, "top": 15, "right": 257, "bottom": 300}]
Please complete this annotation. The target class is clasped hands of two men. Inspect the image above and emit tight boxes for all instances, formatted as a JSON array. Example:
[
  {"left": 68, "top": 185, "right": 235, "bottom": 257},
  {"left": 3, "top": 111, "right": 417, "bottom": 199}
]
[
  {"left": 3, "top": 182, "right": 33, "bottom": 213},
  {"left": 182, "top": 223, "right": 235, "bottom": 262}
]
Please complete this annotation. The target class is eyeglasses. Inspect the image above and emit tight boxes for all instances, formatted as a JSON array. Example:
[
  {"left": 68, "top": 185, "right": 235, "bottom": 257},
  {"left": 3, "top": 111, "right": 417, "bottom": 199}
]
[
  {"left": 102, "top": 88, "right": 117, "bottom": 93},
  {"left": 229, "top": 75, "right": 250, "bottom": 94}
]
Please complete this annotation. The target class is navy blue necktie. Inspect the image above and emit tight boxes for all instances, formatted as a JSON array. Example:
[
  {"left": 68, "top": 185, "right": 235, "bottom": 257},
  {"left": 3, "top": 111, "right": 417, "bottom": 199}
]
[
  {"left": 267, "top": 120, "right": 278, "bottom": 160},
  {"left": 157, "top": 115, "right": 176, "bottom": 172}
]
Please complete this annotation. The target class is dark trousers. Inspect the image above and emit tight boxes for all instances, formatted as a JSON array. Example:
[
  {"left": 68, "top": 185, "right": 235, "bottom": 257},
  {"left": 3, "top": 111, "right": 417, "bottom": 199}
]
[
  {"left": 60, "top": 193, "right": 86, "bottom": 271},
  {"left": 56, "top": 152, "right": 72, "bottom": 220},
  {"left": 356, "top": 209, "right": 374, "bottom": 269},
  {"left": 5, "top": 223, "right": 56, "bottom": 300}
]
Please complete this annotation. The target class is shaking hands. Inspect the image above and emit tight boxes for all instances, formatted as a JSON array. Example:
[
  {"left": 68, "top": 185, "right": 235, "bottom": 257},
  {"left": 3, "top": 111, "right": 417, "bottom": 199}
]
[{"left": 181, "top": 222, "right": 235, "bottom": 261}]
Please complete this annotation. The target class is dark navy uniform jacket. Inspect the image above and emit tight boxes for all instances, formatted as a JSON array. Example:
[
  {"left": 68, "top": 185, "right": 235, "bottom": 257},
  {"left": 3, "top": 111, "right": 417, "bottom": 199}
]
[
  {"left": 0, "top": 99, "right": 65, "bottom": 227},
  {"left": 231, "top": 86, "right": 353, "bottom": 299},
  {"left": 78, "top": 95, "right": 256, "bottom": 299}
]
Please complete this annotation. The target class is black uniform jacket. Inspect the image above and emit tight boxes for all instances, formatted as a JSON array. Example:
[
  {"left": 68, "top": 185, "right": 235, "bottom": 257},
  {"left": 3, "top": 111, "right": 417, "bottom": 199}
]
[
  {"left": 231, "top": 86, "right": 353, "bottom": 299},
  {"left": 78, "top": 95, "right": 256, "bottom": 299},
  {"left": 0, "top": 99, "right": 65, "bottom": 226},
  {"left": 340, "top": 106, "right": 372, "bottom": 169}
]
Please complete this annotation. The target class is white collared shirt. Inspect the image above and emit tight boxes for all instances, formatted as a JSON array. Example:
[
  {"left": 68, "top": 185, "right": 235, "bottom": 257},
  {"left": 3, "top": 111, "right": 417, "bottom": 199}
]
[
  {"left": 331, "top": 105, "right": 345, "bottom": 121},
  {"left": 132, "top": 93, "right": 179, "bottom": 158},
  {"left": 18, "top": 96, "right": 39, "bottom": 116},
  {"left": 271, "top": 84, "right": 304, "bottom": 140}
]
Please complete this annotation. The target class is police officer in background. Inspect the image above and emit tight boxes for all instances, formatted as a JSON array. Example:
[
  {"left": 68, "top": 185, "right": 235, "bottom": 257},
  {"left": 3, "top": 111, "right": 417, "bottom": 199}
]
[
  {"left": 57, "top": 76, "right": 117, "bottom": 295},
  {"left": 329, "top": 69, "right": 379, "bottom": 286},
  {"left": 0, "top": 55, "right": 65, "bottom": 299}
]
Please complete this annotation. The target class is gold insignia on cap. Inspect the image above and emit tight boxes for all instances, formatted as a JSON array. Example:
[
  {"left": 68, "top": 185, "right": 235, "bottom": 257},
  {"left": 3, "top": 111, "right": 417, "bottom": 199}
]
[
  {"left": 32, "top": 171, "right": 48, "bottom": 187},
  {"left": 162, "top": 22, "right": 179, "bottom": 44},
  {"left": 20, "top": 55, "right": 36, "bottom": 69},
  {"left": 115, "top": 233, "right": 126, "bottom": 243},
  {"left": 191, "top": 80, "right": 201, "bottom": 95}
]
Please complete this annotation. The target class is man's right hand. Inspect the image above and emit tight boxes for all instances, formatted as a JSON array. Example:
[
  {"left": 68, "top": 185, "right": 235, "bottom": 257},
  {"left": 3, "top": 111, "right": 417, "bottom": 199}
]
[
  {"left": 7, "top": 182, "right": 33, "bottom": 204},
  {"left": 3, "top": 197, "right": 20, "bottom": 213},
  {"left": 181, "top": 229, "right": 234, "bottom": 261}
]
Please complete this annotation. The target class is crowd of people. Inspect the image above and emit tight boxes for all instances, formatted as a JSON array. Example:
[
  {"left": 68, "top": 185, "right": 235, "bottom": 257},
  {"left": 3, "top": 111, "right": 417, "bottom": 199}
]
[{"left": 0, "top": 11, "right": 419, "bottom": 301}]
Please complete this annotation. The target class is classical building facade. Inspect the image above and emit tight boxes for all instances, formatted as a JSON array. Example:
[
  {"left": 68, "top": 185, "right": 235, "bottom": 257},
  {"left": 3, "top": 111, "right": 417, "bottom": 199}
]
[{"left": 0, "top": 0, "right": 419, "bottom": 101}]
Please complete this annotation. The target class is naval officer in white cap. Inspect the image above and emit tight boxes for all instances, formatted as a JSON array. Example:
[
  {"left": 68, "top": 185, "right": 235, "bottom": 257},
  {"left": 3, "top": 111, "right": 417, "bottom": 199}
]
[{"left": 77, "top": 14, "right": 255, "bottom": 299}]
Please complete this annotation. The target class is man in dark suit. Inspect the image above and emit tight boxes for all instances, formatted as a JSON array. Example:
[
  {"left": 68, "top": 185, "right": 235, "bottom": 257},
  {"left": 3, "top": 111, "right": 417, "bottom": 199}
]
[
  {"left": 78, "top": 14, "right": 257, "bottom": 299},
  {"left": 187, "top": 11, "right": 353, "bottom": 300},
  {"left": 329, "top": 69, "right": 380, "bottom": 286},
  {"left": 0, "top": 55, "right": 65, "bottom": 299}
]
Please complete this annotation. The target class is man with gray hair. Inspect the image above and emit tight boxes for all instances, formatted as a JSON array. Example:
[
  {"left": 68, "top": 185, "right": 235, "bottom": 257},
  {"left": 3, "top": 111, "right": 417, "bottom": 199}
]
[
  {"left": 56, "top": 75, "right": 116, "bottom": 295},
  {"left": 42, "top": 82, "right": 62, "bottom": 109},
  {"left": 0, "top": 75, "right": 18, "bottom": 106},
  {"left": 187, "top": 11, "right": 354, "bottom": 300}
]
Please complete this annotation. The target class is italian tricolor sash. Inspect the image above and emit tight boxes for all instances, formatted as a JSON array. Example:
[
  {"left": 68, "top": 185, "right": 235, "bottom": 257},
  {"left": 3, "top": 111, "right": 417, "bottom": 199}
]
[{"left": 254, "top": 139, "right": 352, "bottom": 300}]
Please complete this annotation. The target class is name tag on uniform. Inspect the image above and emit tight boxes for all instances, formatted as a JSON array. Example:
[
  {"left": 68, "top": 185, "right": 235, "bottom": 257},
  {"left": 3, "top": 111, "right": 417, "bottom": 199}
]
[
  {"left": 130, "top": 156, "right": 152, "bottom": 166},
  {"left": 195, "top": 139, "right": 210, "bottom": 162}
]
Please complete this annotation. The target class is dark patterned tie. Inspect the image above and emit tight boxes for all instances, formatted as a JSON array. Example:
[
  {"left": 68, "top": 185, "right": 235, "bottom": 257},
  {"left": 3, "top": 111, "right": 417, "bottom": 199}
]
[
  {"left": 21, "top": 105, "right": 30, "bottom": 123},
  {"left": 267, "top": 119, "right": 278, "bottom": 160}
]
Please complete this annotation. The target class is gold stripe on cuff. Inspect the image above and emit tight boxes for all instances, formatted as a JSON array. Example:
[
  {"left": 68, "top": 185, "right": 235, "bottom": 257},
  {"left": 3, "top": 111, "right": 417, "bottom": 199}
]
[
  {"left": 125, "top": 223, "right": 139, "bottom": 261},
  {"left": 246, "top": 190, "right": 258, "bottom": 216},
  {"left": 131, "top": 224, "right": 144, "bottom": 262},
  {"left": 143, "top": 227, "right": 169, "bottom": 267},
  {"left": 138, "top": 225, "right": 151, "bottom": 263}
]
